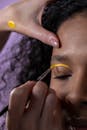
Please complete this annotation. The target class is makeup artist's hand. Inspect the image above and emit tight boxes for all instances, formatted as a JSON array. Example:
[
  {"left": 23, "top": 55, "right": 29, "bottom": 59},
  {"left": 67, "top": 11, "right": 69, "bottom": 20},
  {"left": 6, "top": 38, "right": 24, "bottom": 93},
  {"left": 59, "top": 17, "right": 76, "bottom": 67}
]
[
  {"left": 1, "top": 0, "right": 59, "bottom": 47},
  {"left": 6, "top": 81, "right": 64, "bottom": 130}
]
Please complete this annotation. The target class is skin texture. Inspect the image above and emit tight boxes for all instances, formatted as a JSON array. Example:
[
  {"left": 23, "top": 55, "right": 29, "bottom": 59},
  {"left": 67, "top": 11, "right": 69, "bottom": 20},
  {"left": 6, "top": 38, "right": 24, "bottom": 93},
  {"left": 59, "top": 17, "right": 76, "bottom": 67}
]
[
  {"left": 6, "top": 15, "right": 87, "bottom": 130},
  {"left": 0, "top": 0, "right": 59, "bottom": 50},
  {"left": 50, "top": 14, "right": 87, "bottom": 124},
  {"left": 6, "top": 81, "right": 64, "bottom": 130}
]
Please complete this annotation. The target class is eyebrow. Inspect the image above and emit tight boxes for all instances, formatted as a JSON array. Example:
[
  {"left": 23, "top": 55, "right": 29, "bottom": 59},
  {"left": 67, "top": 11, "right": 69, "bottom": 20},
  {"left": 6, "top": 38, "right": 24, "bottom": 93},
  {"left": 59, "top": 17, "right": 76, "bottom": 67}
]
[{"left": 51, "top": 55, "right": 69, "bottom": 63}]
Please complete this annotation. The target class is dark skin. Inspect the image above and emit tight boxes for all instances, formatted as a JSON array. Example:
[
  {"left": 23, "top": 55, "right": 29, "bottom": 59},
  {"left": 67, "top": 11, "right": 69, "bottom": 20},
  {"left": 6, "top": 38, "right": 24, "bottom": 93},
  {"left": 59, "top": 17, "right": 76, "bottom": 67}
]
[
  {"left": 0, "top": 0, "right": 59, "bottom": 51},
  {"left": 6, "top": 81, "right": 64, "bottom": 130},
  {"left": 51, "top": 14, "right": 87, "bottom": 129},
  {"left": 6, "top": 14, "right": 87, "bottom": 130}
]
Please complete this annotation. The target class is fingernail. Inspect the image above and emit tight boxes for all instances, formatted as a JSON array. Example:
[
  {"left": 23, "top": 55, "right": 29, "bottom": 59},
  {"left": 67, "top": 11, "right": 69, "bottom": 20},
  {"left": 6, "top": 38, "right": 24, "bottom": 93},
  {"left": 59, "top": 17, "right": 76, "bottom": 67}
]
[{"left": 49, "top": 37, "right": 59, "bottom": 47}]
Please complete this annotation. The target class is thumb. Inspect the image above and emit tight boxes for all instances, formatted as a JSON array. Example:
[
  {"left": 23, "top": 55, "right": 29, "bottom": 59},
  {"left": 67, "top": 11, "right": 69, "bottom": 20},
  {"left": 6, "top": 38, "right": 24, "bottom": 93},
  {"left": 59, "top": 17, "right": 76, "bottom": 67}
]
[{"left": 20, "top": 22, "right": 59, "bottom": 47}]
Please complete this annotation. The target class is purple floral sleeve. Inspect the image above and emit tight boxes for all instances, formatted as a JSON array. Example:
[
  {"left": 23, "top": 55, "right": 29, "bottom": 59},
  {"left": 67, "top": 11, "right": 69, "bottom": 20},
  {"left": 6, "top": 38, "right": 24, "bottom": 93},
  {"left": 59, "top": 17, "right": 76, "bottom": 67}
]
[{"left": 0, "top": 32, "right": 24, "bottom": 130}]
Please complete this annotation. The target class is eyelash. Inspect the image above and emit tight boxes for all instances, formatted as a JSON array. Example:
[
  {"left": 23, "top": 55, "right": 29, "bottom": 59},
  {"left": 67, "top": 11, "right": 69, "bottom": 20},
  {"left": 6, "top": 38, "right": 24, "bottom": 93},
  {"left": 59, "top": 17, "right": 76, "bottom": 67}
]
[{"left": 54, "top": 74, "right": 72, "bottom": 80}]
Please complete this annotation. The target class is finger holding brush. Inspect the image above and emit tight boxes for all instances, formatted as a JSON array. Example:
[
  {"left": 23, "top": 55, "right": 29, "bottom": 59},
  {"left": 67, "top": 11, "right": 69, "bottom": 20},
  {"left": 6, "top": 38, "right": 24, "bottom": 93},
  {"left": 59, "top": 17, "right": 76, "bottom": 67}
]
[{"left": 6, "top": 64, "right": 69, "bottom": 130}]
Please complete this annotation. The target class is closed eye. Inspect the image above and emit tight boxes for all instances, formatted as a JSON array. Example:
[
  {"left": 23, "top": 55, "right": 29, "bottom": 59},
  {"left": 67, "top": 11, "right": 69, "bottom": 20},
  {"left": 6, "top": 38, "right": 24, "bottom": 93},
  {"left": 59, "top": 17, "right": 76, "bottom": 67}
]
[{"left": 54, "top": 74, "right": 72, "bottom": 80}]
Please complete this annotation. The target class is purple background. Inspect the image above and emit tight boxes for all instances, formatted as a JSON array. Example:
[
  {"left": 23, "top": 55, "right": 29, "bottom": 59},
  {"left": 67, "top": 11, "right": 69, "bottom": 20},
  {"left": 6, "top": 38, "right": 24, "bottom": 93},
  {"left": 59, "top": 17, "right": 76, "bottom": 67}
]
[
  {"left": 0, "top": 0, "right": 17, "bottom": 9},
  {"left": 0, "top": 1, "right": 25, "bottom": 129}
]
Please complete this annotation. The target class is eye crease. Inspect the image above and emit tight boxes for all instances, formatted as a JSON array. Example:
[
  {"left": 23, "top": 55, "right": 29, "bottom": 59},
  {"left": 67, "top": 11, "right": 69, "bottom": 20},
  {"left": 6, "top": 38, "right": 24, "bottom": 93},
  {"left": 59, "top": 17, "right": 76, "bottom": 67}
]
[
  {"left": 51, "top": 63, "right": 72, "bottom": 80},
  {"left": 54, "top": 74, "right": 72, "bottom": 80},
  {"left": 50, "top": 63, "right": 70, "bottom": 69},
  {"left": 37, "top": 64, "right": 71, "bottom": 81}
]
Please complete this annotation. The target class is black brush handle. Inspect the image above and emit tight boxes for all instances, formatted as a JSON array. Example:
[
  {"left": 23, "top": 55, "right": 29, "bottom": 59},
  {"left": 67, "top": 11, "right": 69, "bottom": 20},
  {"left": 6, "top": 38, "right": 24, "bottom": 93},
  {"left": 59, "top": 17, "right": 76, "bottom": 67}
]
[
  {"left": 0, "top": 106, "right": 8, "bottom": 117},
  {"left": 0, "top": 68, "right": 51, "bottom": 117}
]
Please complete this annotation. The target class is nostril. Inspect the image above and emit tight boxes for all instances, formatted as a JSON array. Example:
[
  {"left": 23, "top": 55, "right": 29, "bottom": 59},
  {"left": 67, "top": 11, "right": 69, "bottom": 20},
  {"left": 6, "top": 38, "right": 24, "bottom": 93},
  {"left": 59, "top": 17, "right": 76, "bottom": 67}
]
[
  {"left": 65, "top": 93, "right": 81, "bottom": 105},
  {"left": 81, "top": 101, "right": 87, "bottom": 106},
  {"left": 65, "top": 98, "right": 71, "bottom": 105}
]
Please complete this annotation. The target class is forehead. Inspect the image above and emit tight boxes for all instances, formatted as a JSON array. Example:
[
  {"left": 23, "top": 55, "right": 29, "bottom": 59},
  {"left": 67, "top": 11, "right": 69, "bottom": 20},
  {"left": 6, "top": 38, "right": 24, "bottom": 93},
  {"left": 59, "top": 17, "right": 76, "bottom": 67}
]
[{"left": 52, "top": 15, "right": 87, "bottom": 65}]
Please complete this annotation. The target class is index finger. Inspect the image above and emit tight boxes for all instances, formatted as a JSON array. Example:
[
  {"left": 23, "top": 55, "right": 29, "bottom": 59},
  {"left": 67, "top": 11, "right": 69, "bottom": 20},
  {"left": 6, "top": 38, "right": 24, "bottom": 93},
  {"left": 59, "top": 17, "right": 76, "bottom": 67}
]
[
  {"left": 6, "top": 81, "right": 36, "bottom": 130},
  {"left": 8, "top": 81, "right": 36, "bottom": 117}
]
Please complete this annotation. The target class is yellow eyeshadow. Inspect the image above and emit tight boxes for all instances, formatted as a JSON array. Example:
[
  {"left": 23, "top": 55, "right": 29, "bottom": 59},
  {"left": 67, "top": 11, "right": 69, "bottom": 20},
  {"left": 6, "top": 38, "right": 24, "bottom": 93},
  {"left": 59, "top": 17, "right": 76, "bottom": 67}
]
[
  {"left": 37, "top": 64, "right": 70, "bottom": 81},
  {"left": 8, "top": 21, "right": 16, "bottom": 29},
  {"left": 50, "top": 64, "right": 70, "bottom": 69}
]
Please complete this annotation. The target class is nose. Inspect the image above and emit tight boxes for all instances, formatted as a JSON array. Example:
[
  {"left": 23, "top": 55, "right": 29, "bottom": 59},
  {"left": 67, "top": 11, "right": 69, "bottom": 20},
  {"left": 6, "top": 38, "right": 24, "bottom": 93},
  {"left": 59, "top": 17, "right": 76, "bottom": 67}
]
[
  {"left": 65, "top": 90, "right": 81, "bottom": 105},
  {"left": 65, "top": 73, "right": 87, "bottom": 105}
]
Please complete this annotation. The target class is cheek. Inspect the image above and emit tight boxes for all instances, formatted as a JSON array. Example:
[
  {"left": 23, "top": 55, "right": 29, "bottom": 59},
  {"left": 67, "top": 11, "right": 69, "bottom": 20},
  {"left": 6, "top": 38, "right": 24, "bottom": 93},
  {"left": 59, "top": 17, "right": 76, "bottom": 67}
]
[{"left": 50, "top": 75, "right": 67, "bottom": 99}]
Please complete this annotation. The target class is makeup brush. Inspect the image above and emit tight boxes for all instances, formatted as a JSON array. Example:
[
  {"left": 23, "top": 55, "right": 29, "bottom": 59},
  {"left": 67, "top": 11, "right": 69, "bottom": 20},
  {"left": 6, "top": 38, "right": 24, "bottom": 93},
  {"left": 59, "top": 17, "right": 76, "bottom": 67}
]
[
  {"left": 0, "top": 67, "right": 51, "bottom": 116},
  {"left": 0, "top": 63, "right": 69, "bottom": 117}
]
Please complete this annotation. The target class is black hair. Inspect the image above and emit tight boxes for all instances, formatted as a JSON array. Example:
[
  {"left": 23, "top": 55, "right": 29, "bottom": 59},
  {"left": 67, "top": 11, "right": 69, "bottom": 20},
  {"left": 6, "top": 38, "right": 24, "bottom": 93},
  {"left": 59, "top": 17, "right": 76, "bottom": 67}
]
[
  {"left": 42, "top": 0, "right": 87, "bottom": 33},
  {"left": 1, "top": 0, "right": 87, "bottom": 89},
  {"left": 17, "top": 0, "right": 87, "bottom": 85},
  {"left": 1, "top": 1, "right": 87, "bottom": 129}
]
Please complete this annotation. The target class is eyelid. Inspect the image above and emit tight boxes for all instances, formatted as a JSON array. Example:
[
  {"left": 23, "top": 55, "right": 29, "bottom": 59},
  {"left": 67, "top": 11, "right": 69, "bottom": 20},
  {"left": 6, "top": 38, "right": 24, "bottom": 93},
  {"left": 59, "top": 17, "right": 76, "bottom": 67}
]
[
  {"left": 53, "top": 74, "right": 72, "bottom": 80},
  {"left": 37, "top": 64, "right": 70, "bottom": 81},
  {"left": 50, "top": 63, "right": 70, "bottom": 70}
]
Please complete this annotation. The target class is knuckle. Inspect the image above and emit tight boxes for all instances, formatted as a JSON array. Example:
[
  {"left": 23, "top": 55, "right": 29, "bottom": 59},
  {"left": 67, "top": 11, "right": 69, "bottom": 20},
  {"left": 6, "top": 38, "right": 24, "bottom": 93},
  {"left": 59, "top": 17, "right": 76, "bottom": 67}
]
[
  {"left": 10, "top": 88, "right": 18, "bottom": 98},
  {"left": 46, "top": 93, "right": 57, "bottom": 104},
  {"left": 10, "top": 81, "right": 34, "bottom": 99},
  {"left": 38, "top": 81, "right": 48, "bottom": 88},
  {"left": 32, "top": 81, "right": 48, "bottom": 97},
  {"left": 10, "top": 86, "right": 23, "bottom": 99},
  {"left": 8, "top": 4, "right": 19, "bottom": 20},
  {"left": 8, "top": 5, "right": 16, "bottom": 17},
  {"left": 35, "top": 81, "right": 48, "bottom": 92}
]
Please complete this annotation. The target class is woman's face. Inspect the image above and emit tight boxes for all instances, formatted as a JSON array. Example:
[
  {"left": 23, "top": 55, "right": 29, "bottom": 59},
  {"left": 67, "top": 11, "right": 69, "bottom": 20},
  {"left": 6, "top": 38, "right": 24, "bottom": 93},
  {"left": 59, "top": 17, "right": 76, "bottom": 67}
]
[{"left": 50, "top": 14, "right": 87, "bottom": 129}]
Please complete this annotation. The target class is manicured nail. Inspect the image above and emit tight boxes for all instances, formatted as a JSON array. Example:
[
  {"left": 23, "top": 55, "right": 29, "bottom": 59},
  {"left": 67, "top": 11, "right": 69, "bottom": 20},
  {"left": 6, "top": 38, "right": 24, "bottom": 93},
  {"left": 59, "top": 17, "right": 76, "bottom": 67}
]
[{"left": 49, "top": 37, "right": 59, "bottom": 47}]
